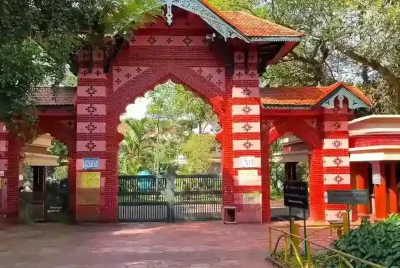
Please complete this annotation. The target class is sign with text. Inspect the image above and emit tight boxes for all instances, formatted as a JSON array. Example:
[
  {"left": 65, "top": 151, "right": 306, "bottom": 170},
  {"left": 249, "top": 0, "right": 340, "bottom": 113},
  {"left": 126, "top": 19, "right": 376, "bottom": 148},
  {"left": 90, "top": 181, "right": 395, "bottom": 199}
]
[
  {"left": 83, "top": 158, "right": 100, "bottom": 170},
  {"left": 238, "top": 170, "right": 258, "bottom": 177},
  {"left": 239, "top": 156, "right": 256, "bottom": 168},
  {"left": 372, "top": 162, "right": 381, "bottom": 185},
  {"left": 77, "top": 172, "right": 101, "bottom": 189},
  {"left": 76, "top": 191, "right": 100, "bottom": 205},
  {"left": 283, "top": 181, "right": 309, "bottom": 209},
  {"left": 327, "top": 190, "right": 369, "bottom": 205}
]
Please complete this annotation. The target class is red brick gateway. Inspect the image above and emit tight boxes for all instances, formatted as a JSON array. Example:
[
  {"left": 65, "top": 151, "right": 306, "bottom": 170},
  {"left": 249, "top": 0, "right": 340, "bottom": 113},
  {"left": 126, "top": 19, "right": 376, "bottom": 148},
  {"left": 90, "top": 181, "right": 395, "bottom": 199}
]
[{"left": 0, "top": 0, "right": 373, "bottom": 223}]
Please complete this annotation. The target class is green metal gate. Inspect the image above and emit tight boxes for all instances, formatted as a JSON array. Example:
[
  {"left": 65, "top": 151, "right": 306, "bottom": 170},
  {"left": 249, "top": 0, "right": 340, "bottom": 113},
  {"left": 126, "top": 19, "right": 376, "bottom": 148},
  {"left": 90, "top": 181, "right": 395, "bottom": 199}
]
[{"left": 118, "top": 175, "right": 222, "bottom": 222}]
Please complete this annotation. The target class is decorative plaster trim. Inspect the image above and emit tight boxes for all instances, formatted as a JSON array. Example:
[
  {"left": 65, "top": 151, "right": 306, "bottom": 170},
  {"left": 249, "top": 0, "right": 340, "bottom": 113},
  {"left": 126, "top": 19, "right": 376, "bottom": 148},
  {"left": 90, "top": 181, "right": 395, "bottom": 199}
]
[
  {"left": 349, "top": 128, "right": 400, "bottom": 137},
  {"left": 323, "top": 139, "right": 349, "bottom": 149},
  {"left": 350, "top": 152, "right": 400, "bottom": 162},
  {"left": 159, "top": 0, "right": 250, "bottom": 42},
  {"left": 250, "top": 36, "right": 302, "bottom": 42},
  {"left": 349, "top": 145, "right": 400, "bottom": 152},
  {"left": 324, "top": 174, "right": 351, "bottom": 185},
  {"left": 321, "top": 87, "right": 369, "bottom": 110}
]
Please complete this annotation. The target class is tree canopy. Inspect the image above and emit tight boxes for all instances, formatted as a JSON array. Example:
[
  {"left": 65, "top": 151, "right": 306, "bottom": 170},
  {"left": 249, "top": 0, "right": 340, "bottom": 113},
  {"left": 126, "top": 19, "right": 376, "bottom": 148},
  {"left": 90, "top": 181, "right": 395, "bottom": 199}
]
[
  {"left": 0, "top": 0, "right": 160, "bottom": 133},
  {"left": 209, "top": 0, "right": 400, "bottom": 114},
  {"left": 119, "top": 83, "right": 220, "bottom": 175}
]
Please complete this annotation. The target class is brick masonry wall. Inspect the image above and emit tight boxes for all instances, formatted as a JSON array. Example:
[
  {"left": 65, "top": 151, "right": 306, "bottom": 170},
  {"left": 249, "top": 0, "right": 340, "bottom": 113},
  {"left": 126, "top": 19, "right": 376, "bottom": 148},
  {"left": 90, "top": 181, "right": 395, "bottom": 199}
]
[{"left": 0, "top": 123, "right": 20, "bottom": 218}]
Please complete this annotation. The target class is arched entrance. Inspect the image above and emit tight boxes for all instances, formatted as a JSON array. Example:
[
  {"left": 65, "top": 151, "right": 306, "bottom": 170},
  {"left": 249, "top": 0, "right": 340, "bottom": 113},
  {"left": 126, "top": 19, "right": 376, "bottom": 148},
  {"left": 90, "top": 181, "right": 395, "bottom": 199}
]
[
  {"left": 0, "top": 1, "right": 373, "bottom": 224},
  {"left": 265, "top": 119, "right": 324, "bottom": 221}
]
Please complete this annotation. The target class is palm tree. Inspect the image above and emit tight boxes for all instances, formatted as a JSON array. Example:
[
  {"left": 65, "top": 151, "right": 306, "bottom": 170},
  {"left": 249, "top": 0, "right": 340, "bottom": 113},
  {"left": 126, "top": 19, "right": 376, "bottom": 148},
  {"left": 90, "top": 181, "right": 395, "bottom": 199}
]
[{"left": 119, "top": 118, "right": 156, "bottom": 175}]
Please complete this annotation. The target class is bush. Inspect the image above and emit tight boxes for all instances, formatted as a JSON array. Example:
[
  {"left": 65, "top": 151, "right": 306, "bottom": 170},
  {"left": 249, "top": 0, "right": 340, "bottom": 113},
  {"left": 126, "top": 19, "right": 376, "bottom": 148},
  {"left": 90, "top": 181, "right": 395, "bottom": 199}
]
[{"left": 331, "top": 214, "right": 400, "bottom": 267}]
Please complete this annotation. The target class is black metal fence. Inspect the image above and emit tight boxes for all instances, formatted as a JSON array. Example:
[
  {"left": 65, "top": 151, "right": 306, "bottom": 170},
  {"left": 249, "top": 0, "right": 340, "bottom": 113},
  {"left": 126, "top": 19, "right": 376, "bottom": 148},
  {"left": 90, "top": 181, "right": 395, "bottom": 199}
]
[{"left": 118, "top": 174, "right": 222, "bottom": 222}]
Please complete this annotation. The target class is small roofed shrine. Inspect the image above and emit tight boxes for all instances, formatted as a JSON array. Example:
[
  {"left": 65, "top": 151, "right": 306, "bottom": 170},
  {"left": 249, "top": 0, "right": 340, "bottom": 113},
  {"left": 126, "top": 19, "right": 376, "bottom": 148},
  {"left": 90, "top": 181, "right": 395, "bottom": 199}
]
[{"left": 0, "top": 0, "right": 379, "bottom": 224}]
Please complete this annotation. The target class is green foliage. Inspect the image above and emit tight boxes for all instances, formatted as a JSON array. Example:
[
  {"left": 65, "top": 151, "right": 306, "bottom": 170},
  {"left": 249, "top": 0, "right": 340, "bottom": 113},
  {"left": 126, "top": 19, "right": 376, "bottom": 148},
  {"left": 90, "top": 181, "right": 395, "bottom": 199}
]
[
  {"left": 147, "top": 83, "right": 219, "bottom": 134},
  {"left": 119, "top": 118, "right": 156, "bottom": 175},
  {"left": 48, "top": 139, "right": 68, "bottom": 164},
  {"left": 119, "top": 82, "right": 220, "bottom": 175},
  {"left": 0, "top": 0, "right": 160, "bottom": 134},
  {"left": 208, "top": 0, "right": 400, "bottom": 113},
  {"left": 180, "top": 135, "right": 218, "bottom": 175},
  {"left": 331, "top": 216, "right": 400, "bottom": 267}
]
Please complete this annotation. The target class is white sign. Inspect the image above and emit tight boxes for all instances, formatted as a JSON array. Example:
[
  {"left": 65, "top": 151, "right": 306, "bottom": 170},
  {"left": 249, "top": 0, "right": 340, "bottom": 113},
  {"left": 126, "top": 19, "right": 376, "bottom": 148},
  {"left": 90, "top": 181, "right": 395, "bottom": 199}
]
[
  {"left": 239, "top": 156, "right": 256, "bottom": 168},
  {"left": 83, "top": 158, "right": 100, "bottom": 170},
  {"left": 372, "top": 162, "right": 381, "bottom": 185},
  {"left": 0, "top": 171, "right": 4, "bottom": 177},
  {"left": 238, "top": 170, "right": 258, "bottom": 177}
]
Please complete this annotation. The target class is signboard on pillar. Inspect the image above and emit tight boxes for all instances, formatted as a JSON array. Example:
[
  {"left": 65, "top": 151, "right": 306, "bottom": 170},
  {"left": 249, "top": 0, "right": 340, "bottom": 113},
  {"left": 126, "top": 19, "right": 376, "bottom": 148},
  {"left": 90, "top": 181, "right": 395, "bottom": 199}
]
[
  {"left": 239, "top": 156, "right": 256, "bottom": 168},
  {"left": 83, "top": 158, "right": 100, "bottom": 170},
  {"left": 371, "top": 162, "right": 381, "bottom": 185},
  {"left": 77, "top": 172, "right": 101, "bottom": 189}
]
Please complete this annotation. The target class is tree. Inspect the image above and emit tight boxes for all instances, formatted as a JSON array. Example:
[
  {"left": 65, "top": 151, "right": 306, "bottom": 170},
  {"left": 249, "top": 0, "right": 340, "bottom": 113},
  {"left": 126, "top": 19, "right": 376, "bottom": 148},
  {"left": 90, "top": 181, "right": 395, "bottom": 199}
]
[
  {"left": 48, "top": 139, "right": 68, "bottom": 164},
  {"left": 0, "top": 0, "right": 161, "bottom": 134},
  {"left": 147, "top": 83, "right": 219, "bottom": 134},
  {"left": 208, "top": 0, "right": 400, "bottom": 113},
  {"left": 119, "top": 118, "right": 156, "bottom": 175},
  {"left": 180, "top": 135, "right": 218, "bottom": 175}
]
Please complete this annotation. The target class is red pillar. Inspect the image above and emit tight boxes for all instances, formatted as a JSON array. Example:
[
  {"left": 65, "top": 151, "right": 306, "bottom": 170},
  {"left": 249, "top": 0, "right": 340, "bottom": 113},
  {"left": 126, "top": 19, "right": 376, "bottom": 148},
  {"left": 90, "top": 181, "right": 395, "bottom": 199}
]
[
  {"left": 388, "top": 162, "right": 397, "bottom": 214},
  {"left": 309, "top": 148, "right": 325, "bottom": 221},
  {"left": 374, "top": 162, "right": 387, "bottom": 220},
  {"left": 67, "top": 152, "right": 76, "bottom": 220},
  {"left": 4, "top": 136, "right": 21, "bottom": 219},
  {"left": 355, "top": 162, "right": 370, "bottom": 216},
  {"left": 261, "top": 133, "right": 270, "bottom": 223}
]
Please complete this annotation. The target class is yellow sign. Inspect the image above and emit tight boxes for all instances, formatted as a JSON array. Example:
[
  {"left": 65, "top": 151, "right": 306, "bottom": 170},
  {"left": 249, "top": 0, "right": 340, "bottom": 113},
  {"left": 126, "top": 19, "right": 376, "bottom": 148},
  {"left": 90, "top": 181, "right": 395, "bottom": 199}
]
[
  {"left": 78, "top": 172, "right": 101, "bottom": 189},
  {"left": 0, "top": 179, "right": 2, "bottom": 189}
]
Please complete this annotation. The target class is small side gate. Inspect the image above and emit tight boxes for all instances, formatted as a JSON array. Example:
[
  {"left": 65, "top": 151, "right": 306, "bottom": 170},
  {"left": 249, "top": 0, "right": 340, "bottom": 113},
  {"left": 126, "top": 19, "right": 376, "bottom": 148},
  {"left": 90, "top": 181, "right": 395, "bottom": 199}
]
[{"left": 118, "top": 174, "right": 222, "bottom": 222}]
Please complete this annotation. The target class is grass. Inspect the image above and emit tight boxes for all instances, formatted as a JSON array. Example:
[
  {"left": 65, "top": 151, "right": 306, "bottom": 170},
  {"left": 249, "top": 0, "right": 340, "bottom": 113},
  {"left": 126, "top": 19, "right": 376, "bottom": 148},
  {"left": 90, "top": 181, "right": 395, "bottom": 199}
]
[{"left": 271, "top": 251, "right": 331, "bottom": 268}]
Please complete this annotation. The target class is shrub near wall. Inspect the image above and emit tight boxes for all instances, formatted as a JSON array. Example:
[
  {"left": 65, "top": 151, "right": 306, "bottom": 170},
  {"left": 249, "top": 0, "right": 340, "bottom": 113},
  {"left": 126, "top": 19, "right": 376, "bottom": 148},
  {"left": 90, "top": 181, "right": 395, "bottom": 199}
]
[{"left": 332, "top": 214, "right": 400, "bottom": 267}]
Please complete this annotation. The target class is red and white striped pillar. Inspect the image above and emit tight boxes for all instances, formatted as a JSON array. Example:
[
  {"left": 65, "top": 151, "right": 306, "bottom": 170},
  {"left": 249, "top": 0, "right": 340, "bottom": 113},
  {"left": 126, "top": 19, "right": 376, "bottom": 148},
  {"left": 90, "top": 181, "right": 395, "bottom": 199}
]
[
  {"left": 75, "top": 50, "right": 109, "bottom": 221},
  {"left": 230, "top": 48, "right": 263, "bottom": 223},
  {"left": 322, "top": 106, "right": 352, "bottom": 221}
]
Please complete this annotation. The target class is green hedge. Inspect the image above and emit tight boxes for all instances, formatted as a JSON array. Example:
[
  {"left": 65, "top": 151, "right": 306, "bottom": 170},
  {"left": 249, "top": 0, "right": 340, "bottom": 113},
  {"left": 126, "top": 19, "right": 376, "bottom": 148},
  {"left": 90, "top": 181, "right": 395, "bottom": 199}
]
[{"left": 331, "top": 214, "right": 400, "bottom": 267}]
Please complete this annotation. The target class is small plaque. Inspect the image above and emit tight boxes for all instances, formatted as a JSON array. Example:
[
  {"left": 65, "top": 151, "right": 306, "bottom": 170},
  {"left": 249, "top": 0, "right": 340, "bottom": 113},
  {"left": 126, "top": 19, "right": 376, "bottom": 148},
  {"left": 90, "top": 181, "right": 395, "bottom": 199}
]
[
  {"left": 76, "top": 192, "right": 100, "bottom": 205},
  {"left": 239, "top": 157, "right": 256, "bottom": 168},
  {"left": 83, "top": 158, "right": 100, "bottom": 170},
  {"left": 238, "top": 170, "right": 258, "bottom": 177},
  {"left": 0, "top": 171, "right": 4, "bottom": 177}
]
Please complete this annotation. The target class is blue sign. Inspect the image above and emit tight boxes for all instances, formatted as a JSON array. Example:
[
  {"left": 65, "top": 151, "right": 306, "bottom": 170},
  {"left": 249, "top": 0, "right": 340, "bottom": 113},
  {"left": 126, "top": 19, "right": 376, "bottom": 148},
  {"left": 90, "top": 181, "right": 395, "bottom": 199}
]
[
  {"left": 82, "top": 158, "right": 100, "bottom": 170},
  {"left": 138, "top": 170, "right": 151, "bottom": 176}
]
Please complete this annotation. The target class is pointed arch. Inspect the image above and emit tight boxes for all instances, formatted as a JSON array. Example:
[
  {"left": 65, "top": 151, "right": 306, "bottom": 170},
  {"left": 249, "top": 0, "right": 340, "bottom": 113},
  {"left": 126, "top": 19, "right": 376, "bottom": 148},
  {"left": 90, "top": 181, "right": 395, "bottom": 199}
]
[
  {"left": 268, "top": 119, "right": 323, "bottom": 149},
  {"left": 110, "top": 65, "right": 226, "bottom": 120}
]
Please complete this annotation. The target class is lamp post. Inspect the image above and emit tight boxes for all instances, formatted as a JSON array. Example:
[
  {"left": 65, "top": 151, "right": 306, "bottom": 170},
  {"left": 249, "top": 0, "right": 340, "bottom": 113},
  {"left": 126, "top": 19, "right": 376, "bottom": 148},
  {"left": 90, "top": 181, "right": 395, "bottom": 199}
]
[{"left": 148, "top": 114, "right": 167, "bottom": 175}]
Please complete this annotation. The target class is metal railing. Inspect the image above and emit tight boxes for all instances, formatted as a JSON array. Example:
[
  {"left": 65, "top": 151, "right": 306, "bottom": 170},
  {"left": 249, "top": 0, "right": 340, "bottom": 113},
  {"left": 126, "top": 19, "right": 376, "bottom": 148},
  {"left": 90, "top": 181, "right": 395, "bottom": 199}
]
[{"left": 268, "top": 226, "right": 384, "bottom": 268}]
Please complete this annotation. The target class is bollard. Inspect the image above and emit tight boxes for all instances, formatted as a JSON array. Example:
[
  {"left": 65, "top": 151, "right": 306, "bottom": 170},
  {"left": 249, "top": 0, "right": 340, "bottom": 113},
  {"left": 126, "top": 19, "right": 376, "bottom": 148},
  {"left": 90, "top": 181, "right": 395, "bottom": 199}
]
[
  {"left": 269, "top": 226, "right": 272, "bottom": 251},
  {"left": 342, "top": 212, "right": 349, "bottom": 235},
  {"left": 306, "top": 241, "right": 312, "bottom": 265},
  {"left": 292, "top": 223, "right": 300, "bottom": 255},
  {"left": 284, "top": 235, "right": 288, "bottom": 262}
]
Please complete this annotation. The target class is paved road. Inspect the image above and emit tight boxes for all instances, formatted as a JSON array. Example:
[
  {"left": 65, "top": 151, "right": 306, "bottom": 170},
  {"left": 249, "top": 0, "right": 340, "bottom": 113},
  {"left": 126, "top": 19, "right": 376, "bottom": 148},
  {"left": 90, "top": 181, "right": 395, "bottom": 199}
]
[{"left": 0, "top": 222, "right": 275, "bottom": 268}]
